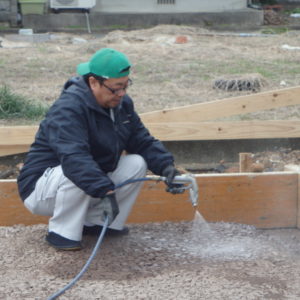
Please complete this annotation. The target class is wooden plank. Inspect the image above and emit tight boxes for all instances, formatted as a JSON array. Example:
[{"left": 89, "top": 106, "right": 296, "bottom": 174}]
[
  {"left": 298, "top": 174, "right": 300, "bottom": 229},
  {"left": 239, "top": 153, "right": 253, "bottom": 172},
  {"left": 141, "top": 86, "right": 300, "bottom": 123},
  {"left": 0, "top": 180, "right": 49, "bottom": 226},
  {"left": 0, "top": 145, "right": 31, "bottom": 156},
  {"left": 1, "top": 119, "right": 300, "bottom": 157},
  {"left": 0, "top": 172, "right": 297, "bottom": 228},
  {"left": 196, "top": 173, "right": 298, "bottom": 228},
  {"left": 0, "top": 126, "right": 37, "bottom": 156},
  {"left": 0, "top": 125, "right": 38, "bottom": 145},
  {"left": 146, "top": 120, "right": 300, "bottom": 141},
  {"left": 284, "top": 165, "right": 300, "bottom": 229}
]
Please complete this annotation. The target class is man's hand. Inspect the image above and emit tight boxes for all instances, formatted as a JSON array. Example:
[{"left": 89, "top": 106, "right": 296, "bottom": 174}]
[
  {"left": 99, "top": 193, "right": 119, "bottom": 224},
  {"left": 162, "top": 165, "right": 185, "bottom": 194}
]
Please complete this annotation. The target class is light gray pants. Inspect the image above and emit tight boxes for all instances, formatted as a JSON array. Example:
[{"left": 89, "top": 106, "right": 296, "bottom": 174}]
[{"left": 24, "top": 154, "right": 147, "bottom": 241}]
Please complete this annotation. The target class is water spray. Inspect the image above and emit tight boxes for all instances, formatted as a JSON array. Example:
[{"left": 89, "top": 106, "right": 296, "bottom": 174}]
[{"left": 47, "top": 174, "right": 198, "bottom": 299}]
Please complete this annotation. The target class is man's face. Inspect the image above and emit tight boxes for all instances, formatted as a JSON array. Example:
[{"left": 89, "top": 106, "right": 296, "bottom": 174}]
[{"left": 89, "top": 76, "right": 130, "bottom": 109}]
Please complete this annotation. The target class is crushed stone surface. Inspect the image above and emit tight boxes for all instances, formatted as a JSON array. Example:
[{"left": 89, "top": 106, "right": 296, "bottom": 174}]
[{"left": 1, "top": 216, "right": 300, "bottom": 300}]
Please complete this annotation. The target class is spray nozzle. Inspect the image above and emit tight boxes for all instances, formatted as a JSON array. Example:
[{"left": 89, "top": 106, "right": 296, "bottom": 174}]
[
  {"left": 147, "top": 174, "right": 199, "bottom": 208},
  {"left": 172, "top": 174, "right": 199, "bottom": 208}
]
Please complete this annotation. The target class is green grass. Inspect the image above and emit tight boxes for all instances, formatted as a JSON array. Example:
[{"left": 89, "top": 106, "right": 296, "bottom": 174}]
[
  {"left": 291, "top": 8, "right": 300, "bottom": 14},
  {"left": 261, "top": 27, "right": 289, "bottom": 35},
  {"left": 0, "top": 86, "right": 49, "bottom": 120},
  {"left": 106, "top": 24, "right": 130, "bottom": 30}
]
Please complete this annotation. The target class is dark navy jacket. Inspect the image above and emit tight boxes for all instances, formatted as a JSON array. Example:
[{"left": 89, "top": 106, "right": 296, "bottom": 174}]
[{"left": 17, "top": 77, "right": 174, "bottom": 201}]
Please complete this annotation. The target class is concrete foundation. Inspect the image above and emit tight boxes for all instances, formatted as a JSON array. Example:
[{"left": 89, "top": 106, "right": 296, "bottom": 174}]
[{"left": 22, "top": 8, "right": 263, "bottom": 32}]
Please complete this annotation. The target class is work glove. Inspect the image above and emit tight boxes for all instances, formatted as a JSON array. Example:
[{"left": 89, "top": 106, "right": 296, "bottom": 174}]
[
  {"left": 99, "top": 193, "right": 119, "bottom": 225},
  {"left": 162, "top": 165, "right": 185, "bottom": 194}
]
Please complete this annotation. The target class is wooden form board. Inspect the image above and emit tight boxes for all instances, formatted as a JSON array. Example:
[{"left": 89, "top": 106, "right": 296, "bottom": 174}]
[
  {"left": 141, "top": 86, "right": 300, "bottom": 123},
  {"left": 146, "top": 120, "right": 300, "bottom": 141},
  {"left": 1, "top": 86, "right": 300, "bottom": 155},
  {"left": 0, "top": 125, "right": 38, "bottom": 156},
  {"left": 1, "top": 119, "right": 300, "bottom": 156},
  {"left": 0, "top": 172, "right": 298, "bottom": 228},
  {"left": 284, "top": 165, "right": 300, "bottom": 229}
]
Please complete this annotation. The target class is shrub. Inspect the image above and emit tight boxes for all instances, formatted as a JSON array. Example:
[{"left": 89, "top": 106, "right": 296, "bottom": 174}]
[{"left": 0, "top": 86, "right": 49, "bottom": 120}]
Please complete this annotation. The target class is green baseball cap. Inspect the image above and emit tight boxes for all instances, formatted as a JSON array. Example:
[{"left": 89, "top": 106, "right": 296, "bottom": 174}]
[{"left": 76, "top": 48, "right": 131, "bottom": 78}]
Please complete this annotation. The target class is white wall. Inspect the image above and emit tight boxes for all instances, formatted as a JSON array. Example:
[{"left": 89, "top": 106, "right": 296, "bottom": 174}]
[{"left": 94, "top": 0, "right": 247, "bottom": 13}]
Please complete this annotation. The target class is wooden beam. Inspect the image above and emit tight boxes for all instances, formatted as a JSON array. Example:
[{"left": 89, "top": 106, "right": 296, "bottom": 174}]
[
  {"left": 1, "top": 119, "right": 300, "bottom": 157},
  {"left": 0, "top": 180, "right": 49, "bottom": 226},
  {"left": 0, "top": 172, "right": 298, "bottom": 228},
  {"left": 196, "top": 172, "right": 297, "bottom": 228},
  {"left": 0, "top": 145, "right": 31, "bottom": 156},
  {"left": 141, "top": 86, "right": 300, "bottom": 123},
  {"left": 0, "top": 126, "right": 38, "bottom": 145},
  {"left": 146, "top": 120, "right": 300, "bottom": 141},
  {"left": 284, "top": 164, "right": 300, "bottom": 229},
  {"left": 0, "top": 126, "right": 38, "bottom": 156},
  {"left": 298, "top": 174, "right": 300, "bottom": 229},
  {"left": 239, "top": 153, "right": 253, "bottom": 172}
]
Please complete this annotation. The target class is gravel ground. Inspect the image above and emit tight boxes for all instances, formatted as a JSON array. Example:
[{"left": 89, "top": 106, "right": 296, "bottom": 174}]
[{"left": 1, "top": 213, "right": 300, "bottom": 300}]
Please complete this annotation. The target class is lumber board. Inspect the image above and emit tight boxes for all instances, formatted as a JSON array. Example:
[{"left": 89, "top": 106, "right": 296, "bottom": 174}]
[
  {"left": 140, "top": 86, "right": 300, "bottom": 123},
  {"left": 0, "top": 125, "right": 38, "bottom": 145},
  {"left": 146, "top": 120, "right": 300, "bottom": 141},
  {"left": 0, "top": 180, "right": 49, "bottom": 226},
  {"left": 298, "top": 174, "right": 300, "bottom": 229},
  {"left": 284, "top": 165, "right": 300, "bottom": 229},
  {"left": 1, "top": 120, "right": 299, "bottom": 157},
  {"left": 0, "top": 125, "right": 37, "bottom": 156},
  {"left": 196, "top": 172, "right": 298, "bottom": 228},
  {"left": 0, "top": 145, "right": 31, "bottom": 156},
  {"left": 0, "top": 172, "right": 297, "bottom": 228}
]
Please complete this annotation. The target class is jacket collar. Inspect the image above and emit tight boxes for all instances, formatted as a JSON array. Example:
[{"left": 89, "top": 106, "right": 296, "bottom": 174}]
[{"left": 64, "top": 76, "right": 121, "bottom": 116}]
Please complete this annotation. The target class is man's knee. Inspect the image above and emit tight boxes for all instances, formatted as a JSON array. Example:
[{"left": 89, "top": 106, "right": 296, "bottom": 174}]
[{"left": 128, "top": 154, "right": 147, "bottom": 175}]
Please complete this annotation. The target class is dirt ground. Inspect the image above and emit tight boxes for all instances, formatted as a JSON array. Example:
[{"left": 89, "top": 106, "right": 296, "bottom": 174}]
[
  {"left": 1, "top": 23, "right": 300, "bottom": 299},
  {"left": 1, "top": 24, "right": 300, "bottom": 122}
]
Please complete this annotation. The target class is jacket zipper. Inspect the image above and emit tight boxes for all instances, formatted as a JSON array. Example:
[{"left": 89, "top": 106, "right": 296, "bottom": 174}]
[{"left": 110, "top": 109, "right": 120, "bottom": 170}]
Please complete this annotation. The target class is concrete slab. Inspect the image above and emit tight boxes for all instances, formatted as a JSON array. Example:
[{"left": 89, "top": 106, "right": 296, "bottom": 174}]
[{"left": 4, "top": 33, "right": 51, "bottom": 43}]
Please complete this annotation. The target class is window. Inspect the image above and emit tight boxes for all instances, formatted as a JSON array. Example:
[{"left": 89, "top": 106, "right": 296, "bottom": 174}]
[{"left": 157, "top": 0, "right": 175, "bottom": 4}]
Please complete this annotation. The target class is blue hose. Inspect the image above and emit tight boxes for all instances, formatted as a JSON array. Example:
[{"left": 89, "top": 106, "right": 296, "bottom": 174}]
[
  {"left": 46, "top": 177, "right": 153, "bottom": 300},
  {"left": 47, "top": 216, "right": 109, "bottom": 300}
]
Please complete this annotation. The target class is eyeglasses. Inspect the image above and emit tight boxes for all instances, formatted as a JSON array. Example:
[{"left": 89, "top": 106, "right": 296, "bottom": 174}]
[{"left": 102, "top": 79, "right": 133, "bottom": 95}]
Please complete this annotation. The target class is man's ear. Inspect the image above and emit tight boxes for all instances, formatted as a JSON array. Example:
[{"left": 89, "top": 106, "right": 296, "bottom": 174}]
[{"left": 88, "top": 76, "right": 98, "bottom": 89}]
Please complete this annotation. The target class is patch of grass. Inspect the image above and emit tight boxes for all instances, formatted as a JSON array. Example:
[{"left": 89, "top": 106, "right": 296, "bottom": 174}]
[
  {"left": 25, "top": 58, "right": 43, "bottom": 69},
  {"left": 0, "top": 25, "right": 9, "bottom": 30},
  {"left": 0, "top": 86, "right": 49, "bottom": 120},
  {"left": 291, "top": 8, "right": 300, "bottom": 14},
  {"left": 106, "top": 24, "right": 130, "bottom": 30},
  {"left": 261, "top": 27, "right": 289, "bottom": 34},
  {"left": 206, "top": 58, "right": 299, "bottom": 80},
  {"left": 66, "top": 25, "right": 86, "bottom": 29},
  {"left": 37, "top": 46, "right": 50, "bottom": 54}
]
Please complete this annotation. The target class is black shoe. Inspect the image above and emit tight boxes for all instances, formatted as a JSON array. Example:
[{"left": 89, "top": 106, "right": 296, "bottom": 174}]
[
  {"left": 45, "top": 232, "right": 82, "bottom": 251},
  {"left": 83, "top": 225, "right": 129, "bottom": 237}
]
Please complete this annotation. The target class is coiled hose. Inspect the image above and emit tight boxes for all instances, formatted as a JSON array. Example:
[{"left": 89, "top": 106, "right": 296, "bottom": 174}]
[{"left": 47, "top": 177, "right": 155, "bottom": 300}]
